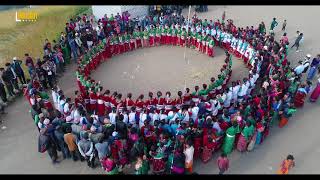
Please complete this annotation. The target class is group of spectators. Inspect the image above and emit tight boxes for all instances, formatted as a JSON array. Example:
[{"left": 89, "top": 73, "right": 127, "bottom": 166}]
[{"left": 0, "top": 56, "right": 27, "bottom": 116}]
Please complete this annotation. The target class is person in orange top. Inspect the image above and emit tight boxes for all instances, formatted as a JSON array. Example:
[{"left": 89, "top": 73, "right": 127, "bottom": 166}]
[
  {"left": 64, "top": 127, "right": 82, "bottom": 161},
  {"left": 278, "top": 154, "right": 295, "bottom": 174}
]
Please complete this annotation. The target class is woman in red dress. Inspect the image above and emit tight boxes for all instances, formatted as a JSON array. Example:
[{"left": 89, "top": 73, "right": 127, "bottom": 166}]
[
  {"left": 97, "top": 91, "right": 105, "bottom": 117},
  {"left": 155, "top": 91, "right": 165, "bottom": 113},
  {"left": 294, "top": 84, "right": 308, "bottom": 108},
  {"left": 310, "top": 78, "right": 320, "bottom": 102},
  {"left": 129, "top": 34, "right": 136, "bottom": 51},
  {"left": 175, "top": 91, "right": 183, "bottom": 112},
  {"left": 103, "top": 37, "right": 112, "bottom": 59},
  {"left": 115, "top": 93, "right": 124, "bottom": 113},
  {"left": 145, "top": 92, "right": 156, "bottom": 114},
  {"left": 103, "top": 90, "right": 112, "bottom": 114},
  {"left": 135, "top": 94, "right": 145, "bottom": 113},
  {"left": 125, "top": 93, "right": 135, "bottom": 111},
  {"left": 202, "top": 124, "right": 217, "bottom": 163},
  {"left": 164, "top": 91, "right": 175, "bottom": 114},
  {"left": 183, "top": 88, "right": 192, "bottom": 106}
]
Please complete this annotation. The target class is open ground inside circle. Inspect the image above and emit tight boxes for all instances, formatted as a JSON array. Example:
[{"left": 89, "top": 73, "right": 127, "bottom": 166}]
[{"left": 91, "top": 45, "right": 248, "bottom": 99}]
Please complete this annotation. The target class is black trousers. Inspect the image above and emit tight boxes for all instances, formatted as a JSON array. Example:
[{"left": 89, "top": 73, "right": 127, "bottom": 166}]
[
  {"left": 11, "top": 79, "right": 19, "bottom": 90},
  {"left": 70, "top": 149, "right": 82, "bottom": 161},
  {"left": 17, "top": 73, "right": 26, "bottom": 85},
  {"left": 291, "top": 42, "right": 300, "bottom": 50},
  {"left": 86, "top": 155, "right": 96, "bottom": 168},
  {"left": 47, "top": 146, "right": 58, "bottom": 162},
  {"left": 47, "top": 75, "right": 55, "bottom": 89},
  {"left": 5, "top": 82, "right": 15, "bottom": 97},
  {"left": 0, "top": 83, "right": 7, "bottom": 103}
]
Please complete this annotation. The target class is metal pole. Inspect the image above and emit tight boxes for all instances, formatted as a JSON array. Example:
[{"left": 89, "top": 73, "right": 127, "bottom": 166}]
[
  {"left": 183, "top": 5, "right": 191, "bottom": 64},
  {"left": 184, "top": 5, "right": 192, "bottom": 90}
]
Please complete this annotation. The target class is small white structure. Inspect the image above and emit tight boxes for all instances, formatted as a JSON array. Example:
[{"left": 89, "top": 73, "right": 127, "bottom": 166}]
[{"left": 92, "top": 6, "right": 149, "bottom": 19}]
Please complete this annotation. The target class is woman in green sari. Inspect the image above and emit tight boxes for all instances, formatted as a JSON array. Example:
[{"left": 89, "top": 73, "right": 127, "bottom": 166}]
[
  {"left": 236, "top": 121, "right": 254, "bottom": 152},
  {"left": 61, "top": 43, "right": 71, "bottom": 64},
  {"left": 135, "top": 155, "right": 150, "bottom": 175},
  {"left": 222, "top": 122, "right": 240, "bottom": 155}
]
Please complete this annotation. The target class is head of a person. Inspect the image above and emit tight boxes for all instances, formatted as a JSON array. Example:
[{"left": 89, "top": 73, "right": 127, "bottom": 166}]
[
  {"left": 166, "top": 91, "right": 171, "bottom": 98},
  {"left": 66, "top": 97, "right": 71, "bottom": 103},
  {"left": 195, "top": 85, "right": 199, "bottom": 91},
  {"left": 287, "top": 154, "right": 294, "bottom": 161},
  {"left": 82, "top": 132, "right": 89, "bottom": 140},
  {"left": 5, "top": 63, "right": 11, "bottom": 69},
  {"left": 138, "top": 94, "right": 144, "bottom": 100},
  {"left": 24, "top": 53, "right": 29, "bottom": 57},
  {"left": 65, "top": 126, "right": 72, "bottom": 134}
]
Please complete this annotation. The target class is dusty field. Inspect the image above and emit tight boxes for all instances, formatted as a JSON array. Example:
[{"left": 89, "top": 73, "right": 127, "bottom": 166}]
[{"left": 91, "top": 46, "right": 247, "bottom": 99}]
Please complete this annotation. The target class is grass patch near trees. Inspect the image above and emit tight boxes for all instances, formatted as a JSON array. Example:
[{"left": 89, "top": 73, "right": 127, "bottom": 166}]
[{"left": 0, "top": 6, "right": 91, "bottom": 73}]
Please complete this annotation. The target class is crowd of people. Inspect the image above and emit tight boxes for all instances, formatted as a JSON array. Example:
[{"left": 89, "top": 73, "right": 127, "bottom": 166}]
[
  {"left": 0, "top": 57, "right": 28, "bottom": 118},
  {"left": 21, "top": 8, "right": 320, "bottom": 175}
]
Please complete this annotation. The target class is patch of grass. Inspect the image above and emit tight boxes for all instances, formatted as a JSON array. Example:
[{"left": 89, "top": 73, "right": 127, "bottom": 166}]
[{"left": 0, "top": 6, "right": 90, "bottom": 73}]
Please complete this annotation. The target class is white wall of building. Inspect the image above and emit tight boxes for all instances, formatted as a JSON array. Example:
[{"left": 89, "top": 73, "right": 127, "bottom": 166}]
[
  {"left": 92, "top": 6, "right": 121, "bottom": 19},
  {"left": 120, "top": 5, "right": 148, "bottom": 18},
  {"left": 92, "top": 5, "right": 148, "bottom": 20}
]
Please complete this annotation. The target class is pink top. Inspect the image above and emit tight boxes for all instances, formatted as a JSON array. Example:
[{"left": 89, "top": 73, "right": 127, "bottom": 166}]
[
  {"left": 281, "top": 36, "right": 289, "bottom": 44},
  {"left": 217, "top": 157, "right": 229, "bottom": 171}
]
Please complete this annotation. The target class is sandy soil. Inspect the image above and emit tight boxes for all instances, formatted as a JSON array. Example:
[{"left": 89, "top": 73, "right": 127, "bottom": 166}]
[
  {"left": 91, "top": 46, "right": 247, "bottom": 99},
  {"left": 0, "top": 5, "right": 320, "bottom": 174}
]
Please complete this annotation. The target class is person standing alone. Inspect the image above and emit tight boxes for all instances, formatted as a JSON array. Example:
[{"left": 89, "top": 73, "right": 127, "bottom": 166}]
[
  {"left": 270, "top": 18, "right": 278, "bottom": 31},
  {"left": 281, "top": 20, "right": 287, "bottom": 31},
  {"left": 291, "top": 33, "right": 304, "bottom": 52},
  {"left": 12, "top": 57, "right": 26, "bottom": 85},
  {"left": 217, "top": 153, "right": 229, "bottom": 174}
]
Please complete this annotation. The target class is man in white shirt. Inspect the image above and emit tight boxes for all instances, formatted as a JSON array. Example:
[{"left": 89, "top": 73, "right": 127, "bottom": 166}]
[
  {"left": 184, "top": 141, "right": 194, "bottom": 173},
  {"left": 128, "top": 107, "right": 136, "bottom": 126},
  {"left": 231, "top": 81, "right": 240, "bottom": 103},
  {"left": 121, "top": 111, "right": 129, "bottom": 124},
  {"left": 238, "top": 79, "right": 249, "bottom": 103},
  {"left": 51, "top": 87, "right": 59, "bottom": 109},
  {"left": 159, "top": 109, "right": 168, "bottom": 122},
  {"left": 181, "top": 108, "right": 190, "bottom": 123},
  {"left": 212, "top": 118, "right": 222, "bottom": 134},
  {"left": 211, "top": 98, "right": 219, "bottom": 117},
  {"left": 149, "top": 108, "right": 160, "bottom": 125},
  {"left": 58, "top": 95, "right": 66, "bottom": 113},
  {"left": 190, "top": 104, "right": 199, "bottom": 121},
  {"left": 252, "top": 70, "right": 259, "bottom": 83},
  {"left": 167, "top": 110, "right": 178, "bottom": 124},
  {"left": 224, "top": 88, "right": 233, "bottom": 108},
  {"left": 63, "top": 98, "right": 72, "bottom": 116},
  {"left": 139, "top": 110, "right": 147, "bottom": 128},
  {"left": 108, "top": 108, "right": 117, "bottom": 125},
  {"left": 294, "top": 54, "right": 311, "bottom": 75}
]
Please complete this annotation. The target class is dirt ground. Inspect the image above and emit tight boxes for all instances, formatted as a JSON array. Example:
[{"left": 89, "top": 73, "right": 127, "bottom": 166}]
[
  {"left": 0, "top": 5, "right": 320, "bottom": 174},
  {"left": 91, "top": 46, "right": 247, "bottom": 99}
]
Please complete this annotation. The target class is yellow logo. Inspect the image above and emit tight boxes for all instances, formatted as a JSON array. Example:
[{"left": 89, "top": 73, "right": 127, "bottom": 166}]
[{"left": 16, "top": 11, "right": 38, "bottom": 22}]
